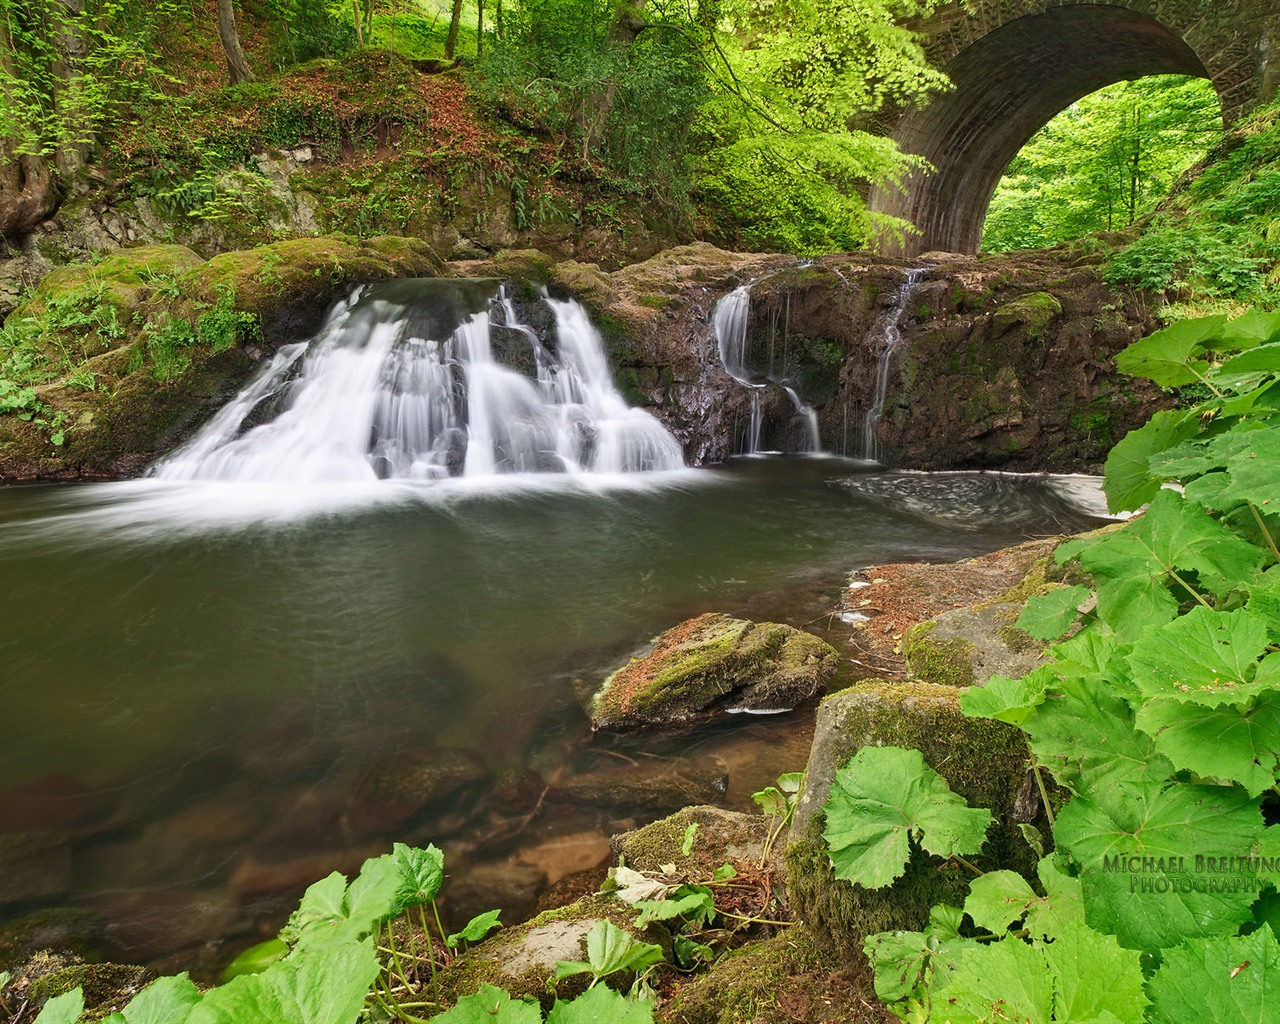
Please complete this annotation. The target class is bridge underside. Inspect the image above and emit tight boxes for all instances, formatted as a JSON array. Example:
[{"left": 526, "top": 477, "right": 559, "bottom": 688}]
[{"left": 870, "top": 5, "right": 1231, "bottom": 256}]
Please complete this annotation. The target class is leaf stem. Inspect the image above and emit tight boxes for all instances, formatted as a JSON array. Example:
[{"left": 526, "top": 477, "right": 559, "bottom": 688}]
[
  {"left": 952, "top": 855, "right": 984, "bottom": 877},
  {"left": 1031, "top": 755, "right": 1055, "bottom": 828},
  {"left": 1250, "top": 502, "right": 1280, "bottom": 564},
  {"left": 1168, "top": 567, "right": 1215, "bottom": 610}
]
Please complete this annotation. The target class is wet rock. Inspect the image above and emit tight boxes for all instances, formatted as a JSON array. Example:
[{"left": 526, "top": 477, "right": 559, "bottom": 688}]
[
  {"left": 440, "top": 861, "right": 549, "bottom": 931},
  {"left": 786, "top": 681, "right": 1041, "bottom": 963},
  {"left": 551, "top": 755, "right": 728, "bottom": 814},
  {"left": 96, "top": 889, "right": 246, "bottom": 964},
  {"left": 252, "top": 785, "right": 348, "bottom": 856},
  {"left": 0, "top": 831, "right": 73, "bottom": 906},
  {"left": 591, "top": 613, "right": 839, "bottom": 734},
  {"left": 228, "top": 844, "right": 389, "bottom": 902},
  {"left": 0, "top": 907, "right": 103, "bottom": 967},
  {"left": 0, "top": 774, "right": 113, "bottom": 834},
  {"left": 512, "top": 830, "right": 612, "bottom": 886},
  {"left": 991, "top": 290, "right": 1062, "bottom": 337},
  {"left": 345, "top": 747, "right": 489, "bottom": 838},
  {"left": 489, "top": 768, "right": 546, "bottom": 815}
]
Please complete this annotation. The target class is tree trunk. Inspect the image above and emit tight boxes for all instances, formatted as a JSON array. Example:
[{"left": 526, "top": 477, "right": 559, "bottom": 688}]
[
  {"left": 217, "top": 0, "right": 256, "bottom": 84},
  {"left": 352, "top": 0, "right": 364, "bottom": 45},
  {"left": 476, "top": 0, "right": 484, "bottom": 57},
  {"left": 444, "top": 0, "right": 464, "bottom": 59},
  {"left": 0, "top": 14, "right": 60, "bottom": 238}
]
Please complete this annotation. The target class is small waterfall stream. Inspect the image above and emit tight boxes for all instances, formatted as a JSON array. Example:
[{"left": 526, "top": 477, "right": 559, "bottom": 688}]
[
  {"left": 154, "top": 279, "right": 684, "bottom": 483},
  {"left": 862, "top": 267, "right": 927, "bottom": 462},
  {"left": 712, "top": 283, "right": 821, "bottom": 455}
]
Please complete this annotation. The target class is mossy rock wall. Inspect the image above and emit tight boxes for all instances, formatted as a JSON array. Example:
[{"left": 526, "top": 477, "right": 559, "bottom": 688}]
[
  {"left": 786, "top": 681, "right": 1041, "bottom": 964},
  {"left": 0, "top": 235, "right": 441, "bottom": 481}
]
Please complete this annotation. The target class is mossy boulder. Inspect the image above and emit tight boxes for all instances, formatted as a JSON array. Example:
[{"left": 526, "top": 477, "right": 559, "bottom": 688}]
[
  {"left": 901, "top": 604, "right": 1046, "bottom": 688},
  {"left": 786, "top": 681, "right": 1041, "bottom": 964},
  {"left": 591, "top": 613, "right": 840, "bottom": 735},
  {"left": 23, "top": 245, "right": 204, "bottom": 316},
  {"left": 991, "top": 291, "right": 1063, "bottom": 338},
  {"left": 6, "top": 951, "right": 151, "bottom": 1021},
  {"left": 611, "top": 806, "right": 769, "bottom": 878}
]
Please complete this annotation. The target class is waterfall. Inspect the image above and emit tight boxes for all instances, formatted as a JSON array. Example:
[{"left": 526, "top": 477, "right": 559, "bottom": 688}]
[
  {"left": 153, "top": 279, "right": 684, "bottom": 483},
  {"left": 711, "top": 283, "right": 820, "bottom": 455},
  {"left": 862, "top": 268, "right": 927, "bottom": 462}
]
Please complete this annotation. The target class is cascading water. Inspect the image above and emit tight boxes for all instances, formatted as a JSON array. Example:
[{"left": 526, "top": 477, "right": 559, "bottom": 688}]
[
  {"left": 154, "top": 279, "right": 684, "bottom": 483},
  {"left": 711, "top": 283, "right": 820, "bottom": 455},
  {"left": 862, "top": 267, "right": 927, "bottom": 462}
]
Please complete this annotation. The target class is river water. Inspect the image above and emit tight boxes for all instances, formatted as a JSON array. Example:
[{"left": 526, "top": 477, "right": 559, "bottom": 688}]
[{"left": 0, "top": 279, "right": 1110, "bottom": 974}]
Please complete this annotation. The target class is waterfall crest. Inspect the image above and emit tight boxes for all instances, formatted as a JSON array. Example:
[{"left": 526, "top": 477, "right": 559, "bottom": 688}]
[
  {"left": 154, "top": 279, "right": 684, "bottom": 483},
  {"left": 862, "top": 268, "right": 927, "bottom": 462}
]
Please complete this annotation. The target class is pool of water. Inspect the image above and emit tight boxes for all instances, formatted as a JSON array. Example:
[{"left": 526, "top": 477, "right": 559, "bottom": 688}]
[{"left": 0, "top": 457, "right": 1105, "bottom": 973}]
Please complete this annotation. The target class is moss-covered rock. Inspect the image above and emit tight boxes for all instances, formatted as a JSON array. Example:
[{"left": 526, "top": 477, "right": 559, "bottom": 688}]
[
  {"left": 786, "top": 681, "right": 1041, "bottom": 964},
  {"left": 899, "top": 621, "right": 977, "bottom": 687},
  {"left": 991, "top": 291, "right": 1063, "bottom": 338},
  {"left": 657, "top": 925, "right": 890, "bottom": 1024},
  {"left": 6, "top": 951, "right": 151, "bottom": 1022},
  {"left": 611, "top": 806, "right": 769, "bottom": 877},
  {"left": 901, "top": 604, "right": 1046, "bottom": 688},
  {"left": 591, "top": 613, "right": 839, "bottom": 735}
]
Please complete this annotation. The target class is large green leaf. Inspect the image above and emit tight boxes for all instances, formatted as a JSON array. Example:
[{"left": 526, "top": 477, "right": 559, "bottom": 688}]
[
  {"left": 187, "top": 937, "right": 379, "bottom": 1024},
  {"left": 1016, "top": 586, "right": 1092, "bottom": 641},
  {"left": 929, "top": 935, "right": 1054, "bottom": 1024},
  {"left": 821, "top": 746, "right": 993, "bottom": 889},
  {"left": 1101, "top": 409, "right": 1197, "bottom": 513},
  {"left": 1113, "top": 315, "right": 1225, "bottom": 387},
  {"left": 1217, "top": 310, "right": 1280, "bottom": 352},
  {"left": 1136, "top": 694, "right": 1280, "bottom": 796},
  {"left": 1068, "top": 490, "right": 1265, "bottom": 636},
  {"left": 430, "top": 985, "right": 542, "bottom": 1024},
  {"left": 1053, "top": 782, "right": 1264, "bottom": 951},
  {"left": 106, "top": 974, "right": 203, "bottom": 1024},
  {"left": 545, "top": 986, "right": 654, "bottom": 1024},
  {"left": 958, "top": 667, "right": 1050, "bottom": 726},
  {"left": 963, "top": 857, "right": 1085, "bottom": 939},
  {"left": 1128, "top": 606, "right": 1278, "bottom": 707},
  {"left": 33, "top": 989, "right": 85, "bottom": 1024},
  {"left": 862, "top": 927, "right": 977, "bottom": 1005},
  {"left": 1222, "top": 342, "right": 1280, "bottom": 375},
  {"left": 343, "top": 853, "right": 401, "bottom": 928},
  {"left": 1021, "top": 673, "right": 1173, "bottom": 794},
  {"left": 1040, "top": 921, "right": 1147, "bottom": 1023},
  {"left": 554, "top": 920, "right": 663, "bottom": 982},
  {"left": 1147, "top": 928, "right": 1280, "bottom": 1024}
]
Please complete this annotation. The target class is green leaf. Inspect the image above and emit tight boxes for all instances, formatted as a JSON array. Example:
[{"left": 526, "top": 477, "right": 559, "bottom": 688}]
[
  {"left": 1073, "top": 490, "right": 1266, "bottom": 636},
  {"left": 862, "top": 930, "right": 932, "bottom": 1003},
  {"left": 1147, "top": 928, "right": 1280, "bottom": 1024},
  {"left": 555, "top": 921, "right": 663, "bottom": 982},
  {"left": 393, "top": 843, "right": 445, "bottom": 912},
  {"left": 0, "top": 970, "right": 9, "bottom": 991},
  {"left": 1102, "top": 409, "right": 1197, "bottom": 513},
  {"left": 751, "top": 786, "right": 785, "bottom": 817},
  {"left": 776, "top": 772, "right": 805, "bottom": 794},
  {"left": 1016, "top": 585, "right": 1092, "bottom": 640},
  {"left": 187, "top": 937, "right": 379, "bottom": 1024},
  {"left": 679, "top": 822, "right": 699, "bottom": 856},
  {"left": 1129, "top": 606, "right": 1278, "bottom": 708},
  {"left": 930, "top": 934, "right": 1052, "bottom": 1024},
  {"left": 1136, "top": 694, "right": 1280, "bottom": 796},
  {"left": 430, "top": 984, "right": 542, "bottom": 1024},
  {"left": 712, "top": 863, "right": 737, "bottom": 881},
  {"left": 343, "top": 853, "right": 401, "bottom": 928},
  {"left": 1022, "top": 673, "right": 1173, "bottom": 793},
  {"left": 1025, "top": 856, "right": 1086, "bottom": 939},
  {"left": 633, "top": 885, "right": 714, "bottom": 928},
  {"left": 113, "top": 974, "right": 203, "bottom": 1024},
  {"left": 963, "top": 870, "right": 1038, "bottom": 933},
  {"left": 673, "top": 933, "right": 715, "bottom": 969},
  {"left": 1217, "top": 310, "right": 1280, "bottom": 351},
  {"left": 281, "top": 872, "right": 348, "bottom": 945},
  {"left": 958, "top": 668, "right": 1050, "bottom": 726},
  {"left": 1040, "top": 920, "right": 1147, "bottom": 1023},
  {"left": 446, "top": 909, "right": 502, "bottom": 949},
  {"left": 33, "top": 988, "right": 85, "bottom": 1024},
  {"left": 821, "top": 746, "right": 993, "bottom": 889},
  {"left": 1222, "top": 342, "right": 1280, "bottom": 375},
  {"left": 545, "top": 985, "right": 654, "bottom": 1024},
  {"left": 1053, "top": 782, "right": 1264, "bottom": 950},
  {"left": 1113, "top": 315, "right": 1225, "bottom": 386},
  {"left": 223, "top": 938, "right": 287, "bottom": 981}
]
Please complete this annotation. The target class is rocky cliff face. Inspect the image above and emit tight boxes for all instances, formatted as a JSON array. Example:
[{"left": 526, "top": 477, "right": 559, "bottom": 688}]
[{"left": 0, "top": 238, "right": 1170, "bottom": 481}]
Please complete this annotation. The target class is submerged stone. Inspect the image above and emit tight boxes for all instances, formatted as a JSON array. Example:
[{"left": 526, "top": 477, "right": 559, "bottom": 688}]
[
  {"left": 786, "top": 681, "right": 1040, "bottom": 964},
  {"left": 591, "top": 613, "right": 839, "bottom": 734},
  {"left": 345, "top": 747, "right": 489, "bottom": 837},
  {"left": 550, "top": 755, "right": 728, "bottom": 814}
]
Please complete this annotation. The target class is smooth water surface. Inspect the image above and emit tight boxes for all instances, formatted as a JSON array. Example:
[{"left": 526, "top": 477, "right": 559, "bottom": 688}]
[{"left": 0, "top": 459, "right": 1105, "bottom": 969}]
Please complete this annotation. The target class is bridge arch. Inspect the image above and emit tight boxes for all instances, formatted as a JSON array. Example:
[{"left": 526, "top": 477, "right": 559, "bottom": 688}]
[{"left": 870, "top": 1, "right": 1280, "bottom": 255}]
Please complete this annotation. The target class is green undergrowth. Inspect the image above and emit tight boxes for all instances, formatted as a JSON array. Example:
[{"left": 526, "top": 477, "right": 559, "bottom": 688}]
[
  {"left": 1105, "top": 98, "right": 1280, "bottom": 318},
  {"left": 820, "top": 307, "right": 1280, "bottom": 1022}
]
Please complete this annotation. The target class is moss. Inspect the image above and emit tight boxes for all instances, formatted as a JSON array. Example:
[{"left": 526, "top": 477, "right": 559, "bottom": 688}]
[
  {"left": 24, "top": 246, "right": 204, "bottom": 315},
  {"left": 658, "top": 926, "right": 870, "bottom": 1024},
  {"left": 612, "top": 806, "right": 769, "bottom": 877},
  {"left": 900, "top": 621, "right": 977, "bottom": 687},
  {"left": 25, "top": 958, "right": 151, "bottom": 1018},
  {"left": 991, "top": 291, "right": 1063, "bottom": 339}
]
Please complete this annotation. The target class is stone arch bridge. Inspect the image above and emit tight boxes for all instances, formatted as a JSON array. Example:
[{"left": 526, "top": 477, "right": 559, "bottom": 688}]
[{"left": 870, "top": 0, "right": 1280, "bottom": 255}]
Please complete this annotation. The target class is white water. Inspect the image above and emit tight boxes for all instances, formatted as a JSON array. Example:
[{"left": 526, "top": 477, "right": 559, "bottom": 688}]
[
  {"left": 862, "top": 268, "right": 927, "bottom": 462},
  {"left": 711, "top": 283, "right": 820, "bottom": 455},
  {"left": 154, "top": 281, "right": 684, "bottom": 484}
]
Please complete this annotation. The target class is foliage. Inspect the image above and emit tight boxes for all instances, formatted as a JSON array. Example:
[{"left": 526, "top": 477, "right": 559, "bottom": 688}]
[
  {"left": 825, "top": 306, "right": 1280, "bottom": 1022},
  {"left": 984, "top": 75, "right": 1221, "bottom": 254},
  {"left": 553, "top": 920, "right": 665, "bottom": 987},
  {"left": 751, "top": 770, "right": 804, "bottom": 864}
]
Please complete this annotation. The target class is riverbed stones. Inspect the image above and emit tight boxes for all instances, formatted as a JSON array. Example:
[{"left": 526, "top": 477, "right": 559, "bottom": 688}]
[
  {"left": 786, "top": 681, "right": 1039, "bottom": 964},
  {"left": 591, "top": 613, "right": 839, "bottom": 734},
  {"left": 345, "top": 747, "right": 489, "bottom": 837},
  {"left": 550, "top": 755, "right": 728, "bottom": 814}
]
